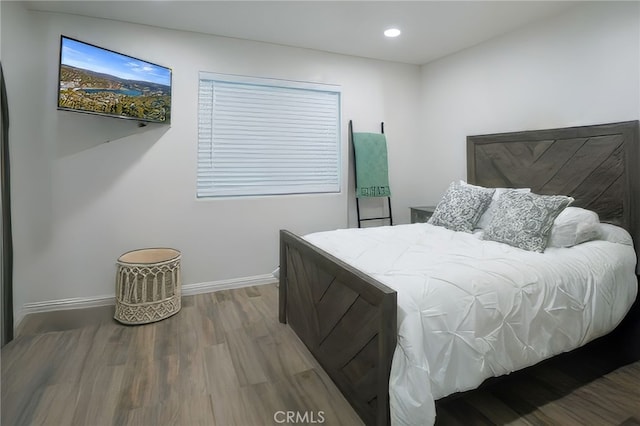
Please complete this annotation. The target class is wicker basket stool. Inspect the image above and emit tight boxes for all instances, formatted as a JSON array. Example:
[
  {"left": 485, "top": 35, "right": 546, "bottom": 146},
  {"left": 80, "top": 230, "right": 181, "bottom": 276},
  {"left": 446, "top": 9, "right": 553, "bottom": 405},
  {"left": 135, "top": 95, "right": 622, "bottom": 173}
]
[{"left": 114, "top": 248, "right": 182, "bottom": 325}]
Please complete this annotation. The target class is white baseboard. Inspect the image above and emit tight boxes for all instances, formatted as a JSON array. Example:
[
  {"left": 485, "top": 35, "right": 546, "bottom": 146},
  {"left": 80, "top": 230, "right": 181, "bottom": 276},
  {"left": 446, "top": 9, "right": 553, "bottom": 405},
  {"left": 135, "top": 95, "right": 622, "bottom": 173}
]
[
  {"left": 181, "top": 273, "right": 277, "bottom": 296},
  {"left": 16, "top": 273, "right": 278, "bottom": 328},
  {"left": 17, "top": 294, "right": 116, "bottom": 328}
]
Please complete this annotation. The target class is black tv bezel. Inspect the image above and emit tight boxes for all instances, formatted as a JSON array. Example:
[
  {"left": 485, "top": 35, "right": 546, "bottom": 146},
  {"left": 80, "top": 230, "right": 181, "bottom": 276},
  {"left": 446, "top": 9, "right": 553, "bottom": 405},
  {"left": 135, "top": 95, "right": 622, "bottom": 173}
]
[{"left": 57, "top": 35, "right": 172, "bottom": 124}]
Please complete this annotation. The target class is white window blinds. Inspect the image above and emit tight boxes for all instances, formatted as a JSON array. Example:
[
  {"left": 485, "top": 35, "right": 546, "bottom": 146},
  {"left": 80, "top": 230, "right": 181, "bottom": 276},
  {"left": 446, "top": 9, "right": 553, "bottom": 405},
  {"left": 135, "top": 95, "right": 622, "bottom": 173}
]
[{"left": 198, "top": 72, "right": 341, "bottom": 198}]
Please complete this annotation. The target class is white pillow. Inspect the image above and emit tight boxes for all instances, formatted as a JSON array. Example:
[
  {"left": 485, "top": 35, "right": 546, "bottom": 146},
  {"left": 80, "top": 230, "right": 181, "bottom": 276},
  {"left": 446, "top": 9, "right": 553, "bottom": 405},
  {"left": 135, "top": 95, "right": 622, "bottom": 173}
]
[
  {"left": 459, "top": 180, "right": 531, "bottom": 229},
  {"left": 547, "top": 207, "right": 599, "bottom": 248},
  {"left": 597, "top": 223, "right": 633, "bottom": 246}
]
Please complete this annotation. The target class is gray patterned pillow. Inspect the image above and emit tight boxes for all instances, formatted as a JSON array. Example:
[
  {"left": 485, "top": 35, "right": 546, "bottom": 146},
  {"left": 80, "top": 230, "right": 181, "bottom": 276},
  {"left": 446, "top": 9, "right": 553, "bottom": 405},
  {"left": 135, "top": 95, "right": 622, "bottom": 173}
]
[
  {"left": 428, "top": 181, "right": 495, "bottom": 232},
  {"left": 483, "top": 191, "right": 573, "bottom": 252}
]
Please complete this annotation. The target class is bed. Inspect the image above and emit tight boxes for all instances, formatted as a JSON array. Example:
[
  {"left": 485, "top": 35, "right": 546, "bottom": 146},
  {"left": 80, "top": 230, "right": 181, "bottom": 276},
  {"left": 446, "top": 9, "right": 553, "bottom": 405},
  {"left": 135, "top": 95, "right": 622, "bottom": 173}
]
[{"left": 278, "top": 121, "right": 640, "bottom": 426}]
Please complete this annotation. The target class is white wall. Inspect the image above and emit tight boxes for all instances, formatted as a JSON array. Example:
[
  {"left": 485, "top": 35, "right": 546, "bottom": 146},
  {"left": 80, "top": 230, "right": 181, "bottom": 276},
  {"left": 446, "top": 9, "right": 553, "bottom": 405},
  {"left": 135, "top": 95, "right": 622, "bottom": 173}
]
[
  {"left": 419, "top": 1, "right": 640, "bottom": 203},
  {"left": 1, "top": 2, "right": 421, "bottom": 321}
]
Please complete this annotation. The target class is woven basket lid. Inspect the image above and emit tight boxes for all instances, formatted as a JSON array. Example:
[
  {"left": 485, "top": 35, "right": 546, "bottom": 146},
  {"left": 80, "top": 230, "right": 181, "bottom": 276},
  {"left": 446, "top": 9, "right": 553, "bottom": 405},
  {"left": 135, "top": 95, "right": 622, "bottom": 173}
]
[{"left": 118, "top": 248, "right": 181, "bottom": 265}]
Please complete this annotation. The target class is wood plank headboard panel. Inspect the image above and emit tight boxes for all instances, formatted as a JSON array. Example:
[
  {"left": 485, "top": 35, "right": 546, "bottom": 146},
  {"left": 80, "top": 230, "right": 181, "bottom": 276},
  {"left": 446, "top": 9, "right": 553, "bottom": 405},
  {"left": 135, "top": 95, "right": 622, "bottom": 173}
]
[{"left": 467, "top": 121, "right": 639, "bottom": 269}]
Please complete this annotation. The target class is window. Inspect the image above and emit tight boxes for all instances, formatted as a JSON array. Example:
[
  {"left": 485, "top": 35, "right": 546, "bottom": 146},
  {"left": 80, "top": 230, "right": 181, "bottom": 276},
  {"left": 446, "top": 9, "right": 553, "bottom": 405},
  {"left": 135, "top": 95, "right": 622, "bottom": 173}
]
[{"left": 197, "top": 72, "right": 341, "bottom": 198}]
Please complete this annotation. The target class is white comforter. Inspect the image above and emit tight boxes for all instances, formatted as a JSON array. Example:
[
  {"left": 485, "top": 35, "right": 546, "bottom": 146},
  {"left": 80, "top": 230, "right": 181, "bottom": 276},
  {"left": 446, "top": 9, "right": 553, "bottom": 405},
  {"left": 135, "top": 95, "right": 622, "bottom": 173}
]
[{"left": 303, "top": 223, "right": 638, "bottom": 426}]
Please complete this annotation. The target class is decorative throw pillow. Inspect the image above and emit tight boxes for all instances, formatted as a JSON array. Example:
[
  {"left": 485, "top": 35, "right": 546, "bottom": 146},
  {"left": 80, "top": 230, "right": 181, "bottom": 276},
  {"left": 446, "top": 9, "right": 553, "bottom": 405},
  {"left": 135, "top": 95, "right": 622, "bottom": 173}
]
[
  {"left": 459, "top": 181, "right": 531, "bottom": 229},
  {"left": 483, "top": 191, "right": 573, "bottom": 252},
  {"left": 547, "top": 207, "right": 600, "bottom": 248},
  {"left": 428, "top": 181, "right": 495, "bottom": 233}
]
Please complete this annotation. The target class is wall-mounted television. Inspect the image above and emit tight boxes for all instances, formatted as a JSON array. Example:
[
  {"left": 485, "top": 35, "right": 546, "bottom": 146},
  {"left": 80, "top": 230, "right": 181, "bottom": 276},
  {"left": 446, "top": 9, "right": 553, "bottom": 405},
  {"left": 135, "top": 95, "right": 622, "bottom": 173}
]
[{"left": 57, "top": 36, "right": 172, "bottom": 124}]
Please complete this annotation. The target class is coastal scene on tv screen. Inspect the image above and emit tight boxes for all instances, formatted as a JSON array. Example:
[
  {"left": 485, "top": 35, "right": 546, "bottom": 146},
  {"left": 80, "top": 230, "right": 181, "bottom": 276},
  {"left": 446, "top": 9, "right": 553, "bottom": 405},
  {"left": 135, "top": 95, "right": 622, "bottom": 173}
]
[{"left": 58, "top": 36, "right": 171, "bottom": 123}]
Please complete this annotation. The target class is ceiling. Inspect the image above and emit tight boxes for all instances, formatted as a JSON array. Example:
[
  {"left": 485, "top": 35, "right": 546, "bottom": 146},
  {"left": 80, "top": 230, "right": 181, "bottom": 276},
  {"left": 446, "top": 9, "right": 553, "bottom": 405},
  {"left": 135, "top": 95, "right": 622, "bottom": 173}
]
[{"left": 25, "top": 1, "right": 577, "bottom": 65}]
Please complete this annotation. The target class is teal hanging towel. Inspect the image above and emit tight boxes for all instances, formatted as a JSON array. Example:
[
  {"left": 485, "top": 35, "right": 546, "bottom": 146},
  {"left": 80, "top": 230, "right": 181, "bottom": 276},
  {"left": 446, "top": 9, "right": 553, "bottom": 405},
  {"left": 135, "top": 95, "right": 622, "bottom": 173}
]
[{"left": 352, "top": 132, "right": 391, "bottom": 198}]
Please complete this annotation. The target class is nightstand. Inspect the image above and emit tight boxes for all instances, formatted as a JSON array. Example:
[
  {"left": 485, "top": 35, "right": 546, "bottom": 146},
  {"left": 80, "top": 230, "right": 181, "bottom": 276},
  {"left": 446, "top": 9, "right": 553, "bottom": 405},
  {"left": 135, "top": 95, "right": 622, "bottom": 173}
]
[{"left": 410, "top": 206, "right": 436, "bottom": 223}]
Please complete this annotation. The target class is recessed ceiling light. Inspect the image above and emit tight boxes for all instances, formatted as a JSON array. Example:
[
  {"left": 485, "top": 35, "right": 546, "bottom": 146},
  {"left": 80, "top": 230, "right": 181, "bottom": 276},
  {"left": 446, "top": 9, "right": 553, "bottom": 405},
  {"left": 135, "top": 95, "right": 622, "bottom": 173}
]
[{"left": 384, "top": 28, "right": 401, "bottom": 38}]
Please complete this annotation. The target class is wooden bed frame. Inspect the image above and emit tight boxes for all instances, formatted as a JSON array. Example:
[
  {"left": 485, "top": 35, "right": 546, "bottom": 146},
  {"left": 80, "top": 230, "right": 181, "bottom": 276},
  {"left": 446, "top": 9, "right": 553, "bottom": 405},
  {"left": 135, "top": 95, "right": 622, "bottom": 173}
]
[{"left": 279, "top": 121, "right": 640, "bottom": 426}]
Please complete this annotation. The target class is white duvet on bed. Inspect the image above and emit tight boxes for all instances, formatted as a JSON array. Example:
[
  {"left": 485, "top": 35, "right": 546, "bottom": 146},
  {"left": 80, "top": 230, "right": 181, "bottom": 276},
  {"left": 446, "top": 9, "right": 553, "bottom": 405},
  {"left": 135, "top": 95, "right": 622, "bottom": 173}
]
[{"left": 303, "top": 223, "right": 638, "bottom": 426}]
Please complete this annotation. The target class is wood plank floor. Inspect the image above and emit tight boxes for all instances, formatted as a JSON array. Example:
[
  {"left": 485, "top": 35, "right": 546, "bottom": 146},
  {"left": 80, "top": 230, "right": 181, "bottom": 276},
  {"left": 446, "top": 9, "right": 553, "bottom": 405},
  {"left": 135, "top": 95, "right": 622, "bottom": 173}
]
[
  {"left": 2, "top": 283, "right": 639, "bottom": 426},
  {"left": 2, "top": 285, "right": 363, "bottom": 426},
  {"left": 436, "top": 352, "right": 640, "bottom": 426}
]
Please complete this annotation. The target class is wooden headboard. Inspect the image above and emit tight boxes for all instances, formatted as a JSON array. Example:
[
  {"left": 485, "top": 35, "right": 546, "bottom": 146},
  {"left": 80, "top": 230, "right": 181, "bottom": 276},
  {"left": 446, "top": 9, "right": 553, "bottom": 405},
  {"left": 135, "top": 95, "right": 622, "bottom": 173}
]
[{"left": 467, "top": 121, "right": 639, "bottom": 270}]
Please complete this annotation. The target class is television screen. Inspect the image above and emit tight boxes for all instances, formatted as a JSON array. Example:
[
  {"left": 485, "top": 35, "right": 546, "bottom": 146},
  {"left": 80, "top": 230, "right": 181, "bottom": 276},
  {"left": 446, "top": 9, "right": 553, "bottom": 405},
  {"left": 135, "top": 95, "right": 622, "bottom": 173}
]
[{"left": 57, "top": 36, "right": 171, "bottom": 123}]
